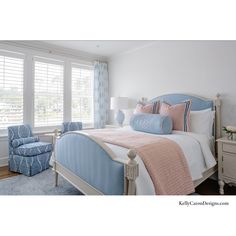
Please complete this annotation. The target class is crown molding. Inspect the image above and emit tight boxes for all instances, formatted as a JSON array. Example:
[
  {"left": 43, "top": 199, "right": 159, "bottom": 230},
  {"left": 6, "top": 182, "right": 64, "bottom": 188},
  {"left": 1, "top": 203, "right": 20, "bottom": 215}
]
[{"left": 1, "top": 40, "right": 108, "bottom": 62}]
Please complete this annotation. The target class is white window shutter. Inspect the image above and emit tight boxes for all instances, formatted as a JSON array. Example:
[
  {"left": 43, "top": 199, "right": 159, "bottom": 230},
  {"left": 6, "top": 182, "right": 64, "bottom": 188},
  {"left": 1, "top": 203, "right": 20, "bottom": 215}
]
[
  {"left": 0, "top": 53, "right": 24, "bottom": 129},
  {"left": 34, "top": 58, "right": 64, "bottom": 127},
  {"left": 71, "top": 65, "right": 94, "bottom": 126}
]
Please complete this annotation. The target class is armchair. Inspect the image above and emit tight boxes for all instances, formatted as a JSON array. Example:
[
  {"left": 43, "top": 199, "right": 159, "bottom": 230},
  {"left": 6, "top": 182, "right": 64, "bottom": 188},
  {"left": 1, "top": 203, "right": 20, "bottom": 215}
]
[
  {"left": 61, "top": 122, "right": 83, "bottom": 134},
  {"left": 8, "top": 124, "right": 53, "bottom": 176}
]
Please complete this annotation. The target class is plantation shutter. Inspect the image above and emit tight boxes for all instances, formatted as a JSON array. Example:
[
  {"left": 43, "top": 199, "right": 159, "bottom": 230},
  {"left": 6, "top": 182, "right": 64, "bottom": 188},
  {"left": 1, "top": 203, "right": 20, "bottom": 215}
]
[
  {"left": 71, "top": 64, "right": 94, "bottom": 126},
  {"left": 0, "top": 51, "right": 24, "bottom": 129},
  {"left": 34, "top": 57, "right": 64, "bottom": 127}
]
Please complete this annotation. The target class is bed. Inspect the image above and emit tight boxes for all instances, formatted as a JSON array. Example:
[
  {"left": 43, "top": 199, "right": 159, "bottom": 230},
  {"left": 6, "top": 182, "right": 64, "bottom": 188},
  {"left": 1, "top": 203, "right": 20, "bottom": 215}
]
[{"left": 54, "top": 93, "right": 221, "bottom": 195}]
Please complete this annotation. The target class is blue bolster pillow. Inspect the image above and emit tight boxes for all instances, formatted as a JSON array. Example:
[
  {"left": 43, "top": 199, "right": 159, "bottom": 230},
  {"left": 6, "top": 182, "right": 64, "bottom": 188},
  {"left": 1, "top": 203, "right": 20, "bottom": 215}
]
[
  {"left": 12, "top": 136, "right": 39, "bottom": 148},
  {"left": 130, "top": 114, "right": 173, "bottom": 134}
]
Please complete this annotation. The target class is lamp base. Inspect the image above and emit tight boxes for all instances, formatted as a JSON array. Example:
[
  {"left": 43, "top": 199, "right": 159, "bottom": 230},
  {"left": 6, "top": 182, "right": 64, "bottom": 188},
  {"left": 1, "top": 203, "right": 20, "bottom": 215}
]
[{"left": 115, "top": 110, "right": 125, "bottom": 126}]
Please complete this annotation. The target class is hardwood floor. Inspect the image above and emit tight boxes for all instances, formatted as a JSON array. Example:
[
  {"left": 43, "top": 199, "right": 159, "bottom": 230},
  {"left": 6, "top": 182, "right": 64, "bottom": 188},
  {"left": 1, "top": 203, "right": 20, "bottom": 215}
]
[
  {"left": 0, "top": 166, "right": 19, "bottom": 180},
  {"left": 0, "top": 166, "right": 236, "bottom": 195},
  {"left": 195, "top": 178, "right": 236, "bottom": 195}
]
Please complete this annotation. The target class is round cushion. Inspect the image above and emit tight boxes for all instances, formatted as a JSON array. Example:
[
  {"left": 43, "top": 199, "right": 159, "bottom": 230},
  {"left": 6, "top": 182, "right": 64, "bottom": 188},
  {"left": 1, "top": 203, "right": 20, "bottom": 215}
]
[{"left": 130, "top": 113, "right": 173, "bottom": 134}]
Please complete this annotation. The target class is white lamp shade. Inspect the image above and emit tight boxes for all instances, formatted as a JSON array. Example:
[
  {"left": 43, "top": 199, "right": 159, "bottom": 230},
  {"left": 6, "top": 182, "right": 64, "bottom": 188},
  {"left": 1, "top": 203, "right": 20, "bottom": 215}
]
[{"left": 110, "top": 97, "right": 128, "bottom": 110}]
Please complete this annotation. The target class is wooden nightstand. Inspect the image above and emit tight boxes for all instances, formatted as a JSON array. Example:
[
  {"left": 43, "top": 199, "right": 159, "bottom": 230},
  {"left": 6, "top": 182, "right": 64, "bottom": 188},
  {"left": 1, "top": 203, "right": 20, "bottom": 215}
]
[{"left": 217, "top": 137, "right": 236, "bottom": 194}]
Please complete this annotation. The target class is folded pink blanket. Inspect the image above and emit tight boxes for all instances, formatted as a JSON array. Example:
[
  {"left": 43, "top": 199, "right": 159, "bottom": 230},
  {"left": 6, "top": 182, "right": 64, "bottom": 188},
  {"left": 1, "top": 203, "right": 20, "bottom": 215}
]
[{"left": 84, "top": 129, "right": 195, "bottom": 195}]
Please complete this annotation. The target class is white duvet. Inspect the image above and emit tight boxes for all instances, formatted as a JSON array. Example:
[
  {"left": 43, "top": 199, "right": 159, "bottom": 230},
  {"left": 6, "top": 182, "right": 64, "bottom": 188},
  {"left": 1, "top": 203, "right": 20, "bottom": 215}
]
[{"left": 106, "top": 126, "right": 217, "bottom": 195}]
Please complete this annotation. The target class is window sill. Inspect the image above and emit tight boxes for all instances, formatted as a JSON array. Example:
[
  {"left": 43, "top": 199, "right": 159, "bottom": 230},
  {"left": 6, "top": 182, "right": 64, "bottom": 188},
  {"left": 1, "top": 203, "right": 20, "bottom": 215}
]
[{"left": 0, "top": 124, "right": 95, "bottom": 139}]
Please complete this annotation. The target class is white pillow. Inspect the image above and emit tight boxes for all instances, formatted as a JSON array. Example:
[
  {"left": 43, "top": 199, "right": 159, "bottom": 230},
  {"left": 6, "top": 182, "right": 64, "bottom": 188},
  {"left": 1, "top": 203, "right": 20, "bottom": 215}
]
[{"left": 190, "top": 109, "right": 215, "bottom": 137}]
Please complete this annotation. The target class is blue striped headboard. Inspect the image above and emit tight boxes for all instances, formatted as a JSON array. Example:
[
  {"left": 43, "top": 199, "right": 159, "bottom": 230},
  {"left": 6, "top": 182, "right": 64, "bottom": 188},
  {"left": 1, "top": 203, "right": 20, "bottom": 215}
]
[{"left": 150, "top": 93, "right": 214, "bottom": 111}]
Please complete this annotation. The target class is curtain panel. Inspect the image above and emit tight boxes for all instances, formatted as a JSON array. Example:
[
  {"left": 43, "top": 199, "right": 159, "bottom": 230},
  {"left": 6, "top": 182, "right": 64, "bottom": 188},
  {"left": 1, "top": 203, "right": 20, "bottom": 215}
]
[{"left": 94, "top": 61, "right": 109, "bottom": 128}]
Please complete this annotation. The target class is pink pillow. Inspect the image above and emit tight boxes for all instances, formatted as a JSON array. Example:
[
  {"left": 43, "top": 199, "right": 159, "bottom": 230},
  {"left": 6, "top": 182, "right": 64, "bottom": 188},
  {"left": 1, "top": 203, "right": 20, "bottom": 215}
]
[
  {"left": 134, "top": 103, "right": 153, "bottom": 114},
  {"left": 159, "top": 100, "right": 192, "bottom": 131}
]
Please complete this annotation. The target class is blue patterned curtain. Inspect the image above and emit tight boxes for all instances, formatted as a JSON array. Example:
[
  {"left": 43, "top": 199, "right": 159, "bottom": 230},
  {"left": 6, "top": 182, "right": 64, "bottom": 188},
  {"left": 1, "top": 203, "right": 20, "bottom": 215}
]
[{"left": 94, "top": 61, "right": 109, "bottom": 128}]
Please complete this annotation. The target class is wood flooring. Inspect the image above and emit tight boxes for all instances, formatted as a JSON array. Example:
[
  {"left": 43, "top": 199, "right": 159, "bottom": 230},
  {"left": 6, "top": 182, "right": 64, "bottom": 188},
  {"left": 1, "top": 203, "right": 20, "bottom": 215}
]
[
  {"left": 0, "top": 166, "right": 19, "bottom": 180},
  {"left": 195, "top": 178, "right": 236, "bottom": 195}
]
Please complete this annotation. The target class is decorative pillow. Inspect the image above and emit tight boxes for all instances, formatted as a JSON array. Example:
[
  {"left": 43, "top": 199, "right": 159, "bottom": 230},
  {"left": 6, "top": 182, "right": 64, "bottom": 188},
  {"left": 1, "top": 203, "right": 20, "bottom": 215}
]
[
  {"left": 134, "top": 103, "right": 153, "bottom": 114},
  {"left": 130, "top": 113, "right": 173, "bottom": 134},
  {"left": 159, "top": 100, "right": 192, "bottom": 131},
  {"left": 12, "top": 136, "right": 39, "bottom": 148},
  {"left": 152, "top": 101, "right": 160, "bottom": 114},
  {"left": 190, "top": 108, "right": 215, "bottom": 137}
]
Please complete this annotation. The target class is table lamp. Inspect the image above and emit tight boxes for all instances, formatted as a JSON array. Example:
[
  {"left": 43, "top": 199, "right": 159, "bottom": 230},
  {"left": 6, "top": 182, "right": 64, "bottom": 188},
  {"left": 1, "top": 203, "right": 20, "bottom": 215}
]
[{"left": 110, "top": 97, "right": 128, "bottom": 126}]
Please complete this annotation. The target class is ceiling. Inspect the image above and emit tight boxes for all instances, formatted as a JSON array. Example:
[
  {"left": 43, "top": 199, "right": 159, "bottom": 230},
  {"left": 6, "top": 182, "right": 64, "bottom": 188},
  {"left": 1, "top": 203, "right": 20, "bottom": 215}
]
[{"left": 43, "top": 40, "right": 155, "bottom": 57}]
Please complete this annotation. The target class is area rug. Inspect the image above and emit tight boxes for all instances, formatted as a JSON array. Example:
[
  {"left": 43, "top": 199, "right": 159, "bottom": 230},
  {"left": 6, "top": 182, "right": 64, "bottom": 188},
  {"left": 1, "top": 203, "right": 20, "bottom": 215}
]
[
  {"left": 0, "top": 169, "right": 82, "bottom": 195},
  {"left": 0, "top": 168, "right": 199, "bottom": 195}
]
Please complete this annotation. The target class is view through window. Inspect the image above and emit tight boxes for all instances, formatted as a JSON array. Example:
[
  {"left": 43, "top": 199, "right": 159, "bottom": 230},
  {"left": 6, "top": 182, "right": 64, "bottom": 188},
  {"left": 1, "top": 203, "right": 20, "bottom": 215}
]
[
  {"left": 34, "top": 58, "right": 64, "bottom": 127},
  {"left": 72, "top": 65, "right": 94, "bottom": 126},
  {"left": 0, "top": 53, "right": 24, "bottom": 129}
]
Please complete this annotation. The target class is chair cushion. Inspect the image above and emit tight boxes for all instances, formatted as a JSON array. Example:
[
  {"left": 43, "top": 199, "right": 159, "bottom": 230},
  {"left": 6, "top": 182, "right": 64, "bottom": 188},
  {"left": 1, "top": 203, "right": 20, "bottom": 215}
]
[
  {"left": 14, "top": 142, "right": 52, "bottom": 157},
  {"left": 12, "top": 136, "right": 39, "bottom": 148}
]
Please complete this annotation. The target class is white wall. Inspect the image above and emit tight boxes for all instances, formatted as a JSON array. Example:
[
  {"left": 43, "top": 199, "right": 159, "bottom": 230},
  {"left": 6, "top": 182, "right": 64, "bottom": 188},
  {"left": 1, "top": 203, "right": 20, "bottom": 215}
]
[{"left": 109, "top": 41, "right": 236, "bottom": 126}]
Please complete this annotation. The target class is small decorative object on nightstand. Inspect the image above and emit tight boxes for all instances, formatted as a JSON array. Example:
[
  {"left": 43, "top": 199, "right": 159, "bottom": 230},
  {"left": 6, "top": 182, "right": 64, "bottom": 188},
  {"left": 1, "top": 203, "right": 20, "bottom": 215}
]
[
  {"left": 217, "top": 137, "right": 236, "bottom": 194},
  {"left": 223, "top": 126, "right": 236, "bottom": 140},
  {"left": 110, "top": 97, "right": 128, "bottom": 126}
]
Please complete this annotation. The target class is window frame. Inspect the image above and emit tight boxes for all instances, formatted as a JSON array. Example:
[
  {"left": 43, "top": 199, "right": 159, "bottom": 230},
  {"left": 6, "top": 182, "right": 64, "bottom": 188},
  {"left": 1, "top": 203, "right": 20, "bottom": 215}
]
[
  {"left": 0, "top": 49, "right": 25, "bottom": 132},
  {"left": 71, "top": 62, "right": 94, "bottom": 128},
  {"left": 0, "top": 43, "right": 97, "bottom": 136},
  {"left": 33, "top": 56, "right": 65, "bottom": 131}
]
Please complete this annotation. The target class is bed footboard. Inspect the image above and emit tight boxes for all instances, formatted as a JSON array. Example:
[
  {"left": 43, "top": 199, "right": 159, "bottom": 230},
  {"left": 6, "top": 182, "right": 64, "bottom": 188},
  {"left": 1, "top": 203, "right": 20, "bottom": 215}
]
[{"left": 54, "top": 131, "right": 138, "bottom": 195}]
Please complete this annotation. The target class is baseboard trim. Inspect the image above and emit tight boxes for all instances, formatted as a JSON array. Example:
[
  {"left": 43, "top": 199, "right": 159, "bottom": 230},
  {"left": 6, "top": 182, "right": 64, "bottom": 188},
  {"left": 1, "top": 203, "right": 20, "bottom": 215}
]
[{"left": 0, "top": 157, "right": 8, "bottom": 167}]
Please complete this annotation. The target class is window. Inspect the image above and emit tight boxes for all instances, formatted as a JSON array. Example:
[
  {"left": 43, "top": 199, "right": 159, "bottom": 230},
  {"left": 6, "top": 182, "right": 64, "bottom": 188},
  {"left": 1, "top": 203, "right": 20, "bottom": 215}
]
[
  {"left": 0, "top": 52, "right": 24, "bottom": 129},
  {"left": 71, "top": 64, "right": 94, "bottom": 126},
  {"left": 34, "top": 57, "right": 64, "bottom": 127},
  {"left": 0, "top": 45, "right": 96, "bottom": 133}
]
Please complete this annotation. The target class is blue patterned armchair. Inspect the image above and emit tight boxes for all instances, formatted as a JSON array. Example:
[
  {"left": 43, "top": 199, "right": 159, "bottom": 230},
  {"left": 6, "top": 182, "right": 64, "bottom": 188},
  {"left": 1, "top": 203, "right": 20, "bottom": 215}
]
[
  {"left": 8, "top": 124, "right": 53, "bottom": 176},
  {"left": 61, "top": 122, "right": 83, "bottom": 134}
]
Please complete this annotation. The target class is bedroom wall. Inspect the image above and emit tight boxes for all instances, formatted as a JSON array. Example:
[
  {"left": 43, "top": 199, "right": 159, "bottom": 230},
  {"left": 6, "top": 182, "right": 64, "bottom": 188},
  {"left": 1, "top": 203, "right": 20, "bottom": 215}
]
[{"left": 109, "top": 41, "right": 236, "bottom": 126}]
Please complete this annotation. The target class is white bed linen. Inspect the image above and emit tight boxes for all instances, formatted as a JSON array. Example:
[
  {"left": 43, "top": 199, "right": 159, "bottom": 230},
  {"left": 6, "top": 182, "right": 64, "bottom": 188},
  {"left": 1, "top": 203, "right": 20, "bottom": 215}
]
[{"left": 106, "top": 126, "right": 216, "bottom": 195}]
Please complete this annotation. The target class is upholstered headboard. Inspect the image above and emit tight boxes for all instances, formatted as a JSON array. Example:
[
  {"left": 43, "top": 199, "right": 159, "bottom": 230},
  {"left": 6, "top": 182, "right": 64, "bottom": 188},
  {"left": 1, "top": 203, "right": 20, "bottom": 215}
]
[
  {"left": 149, "top": 93, "right": 221, "bottom": 139},
  {"left": 150, "top": 93, "right": 214, "bottom": 111}
]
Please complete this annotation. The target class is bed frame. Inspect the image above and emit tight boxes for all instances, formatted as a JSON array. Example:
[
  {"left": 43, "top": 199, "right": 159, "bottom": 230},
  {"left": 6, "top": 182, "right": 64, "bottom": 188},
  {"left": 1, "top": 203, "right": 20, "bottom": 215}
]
[{"left": 53, "top": 93, "right": 221, "bottom": 195}]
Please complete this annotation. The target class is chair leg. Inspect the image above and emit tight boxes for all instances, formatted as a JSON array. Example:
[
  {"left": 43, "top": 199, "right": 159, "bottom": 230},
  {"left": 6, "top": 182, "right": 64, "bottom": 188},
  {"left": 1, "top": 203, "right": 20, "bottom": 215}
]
[{"left": 55, "top": 172, "right": 58, "bottom": 187}]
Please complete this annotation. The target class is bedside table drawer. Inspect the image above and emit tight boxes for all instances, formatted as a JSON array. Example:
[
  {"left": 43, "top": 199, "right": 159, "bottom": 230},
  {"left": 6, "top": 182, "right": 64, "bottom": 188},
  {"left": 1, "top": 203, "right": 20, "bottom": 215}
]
[
  {"left": 222, "top": 153, "right": 236, "bottom": 179},
  {"left": 223, "top": 143, "right": 236, "bottom": 154}
]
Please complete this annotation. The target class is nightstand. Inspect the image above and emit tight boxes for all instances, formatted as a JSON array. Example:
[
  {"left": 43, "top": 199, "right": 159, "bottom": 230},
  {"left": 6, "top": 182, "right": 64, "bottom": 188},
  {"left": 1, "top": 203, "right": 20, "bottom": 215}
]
[{"left": 217, "top": 137, "right": 236, "bottom": 194}]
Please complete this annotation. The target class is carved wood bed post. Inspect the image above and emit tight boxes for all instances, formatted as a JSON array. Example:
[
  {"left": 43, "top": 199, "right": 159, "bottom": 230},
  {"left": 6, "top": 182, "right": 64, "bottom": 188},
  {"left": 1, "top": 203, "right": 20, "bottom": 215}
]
[
  {"left": 125, "top": 149, "right": 139, "bottom": 195},
  {"left": 215, "top": 93, "right": 221, "bottom": 140}
]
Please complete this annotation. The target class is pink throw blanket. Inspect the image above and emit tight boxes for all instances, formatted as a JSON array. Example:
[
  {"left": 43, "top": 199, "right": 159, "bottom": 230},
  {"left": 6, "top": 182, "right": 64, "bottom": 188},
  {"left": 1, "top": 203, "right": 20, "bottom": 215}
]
[{"left": 83, "top": 129, "right": 195, "bottom": 195}]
